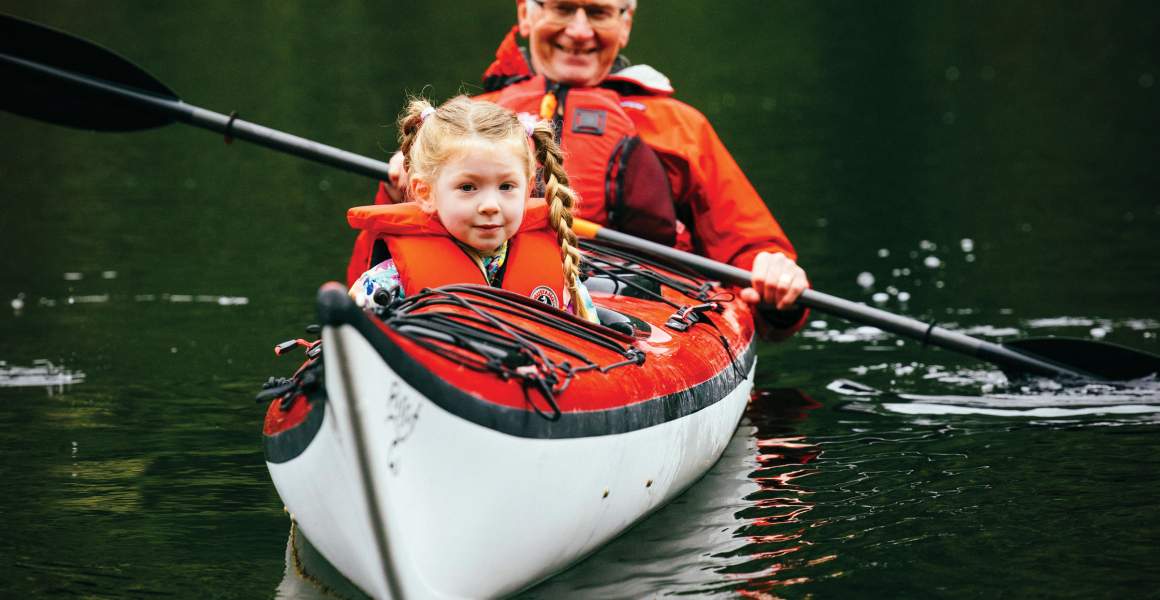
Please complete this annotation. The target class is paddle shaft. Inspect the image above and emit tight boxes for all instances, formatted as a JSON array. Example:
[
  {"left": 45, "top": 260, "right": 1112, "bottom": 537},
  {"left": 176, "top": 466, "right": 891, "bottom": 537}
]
[
  {"left": 2, "top": 52, "right": 392, "bottom": 180},
  {"left": 587, "top": 226, "right": 1090, "bottom": 379}
]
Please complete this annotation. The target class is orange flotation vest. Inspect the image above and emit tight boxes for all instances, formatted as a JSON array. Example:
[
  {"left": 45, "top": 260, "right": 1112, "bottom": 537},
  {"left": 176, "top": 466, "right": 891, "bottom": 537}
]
[{"left": 347, "top": 199, "right": 567, "bottom": 309}]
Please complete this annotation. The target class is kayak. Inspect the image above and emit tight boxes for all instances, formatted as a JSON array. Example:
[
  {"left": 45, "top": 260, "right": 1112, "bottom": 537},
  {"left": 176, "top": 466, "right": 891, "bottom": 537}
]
[{"left": 260, "top": 241, "right": 757, "bottom": 599}]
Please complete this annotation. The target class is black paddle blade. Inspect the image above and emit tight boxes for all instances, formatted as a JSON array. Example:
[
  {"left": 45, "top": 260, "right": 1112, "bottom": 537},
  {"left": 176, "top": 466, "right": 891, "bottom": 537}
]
[
  {"left": 0, "top": 14, "right": 177, "bottom": 131},
  {"left": 1003, "top": 337, "right": 1160, "bottom": 381}
]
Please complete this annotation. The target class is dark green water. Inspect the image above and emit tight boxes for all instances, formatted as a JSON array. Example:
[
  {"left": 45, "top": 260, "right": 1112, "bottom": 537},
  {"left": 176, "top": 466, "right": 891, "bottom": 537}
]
[{"left": 2, "top": 2, "right": 1158, "bottom": 598}]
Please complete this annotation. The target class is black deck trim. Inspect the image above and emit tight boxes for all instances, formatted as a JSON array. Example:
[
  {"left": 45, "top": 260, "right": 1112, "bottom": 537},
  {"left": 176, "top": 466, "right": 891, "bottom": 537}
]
[{"left": 317, "top": 284, "right": 754, "bottom": 440}]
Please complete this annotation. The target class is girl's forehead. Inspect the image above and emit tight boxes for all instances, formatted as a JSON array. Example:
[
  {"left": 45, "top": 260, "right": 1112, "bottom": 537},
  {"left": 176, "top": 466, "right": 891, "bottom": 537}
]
[{"left": 442, "top": 139, "right": 531, "bottom": 174}]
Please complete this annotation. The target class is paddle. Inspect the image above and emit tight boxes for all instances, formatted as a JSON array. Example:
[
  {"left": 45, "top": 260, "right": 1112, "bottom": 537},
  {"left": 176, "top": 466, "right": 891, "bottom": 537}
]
[
  {"left": 573, "top": 220, "right": 1160, "bottom": 381},
  {"left": 4, "top": 14, "right": 1158, "bottom": 382},
  {"left": 0, "top": 14, "right": 391, "bottom": 181}
]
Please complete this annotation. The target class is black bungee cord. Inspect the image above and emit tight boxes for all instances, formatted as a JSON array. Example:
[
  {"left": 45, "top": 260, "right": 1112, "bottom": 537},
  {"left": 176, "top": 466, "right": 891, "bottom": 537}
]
[{"left": 378, "top": 285, "right": 645, "bottom": 420}]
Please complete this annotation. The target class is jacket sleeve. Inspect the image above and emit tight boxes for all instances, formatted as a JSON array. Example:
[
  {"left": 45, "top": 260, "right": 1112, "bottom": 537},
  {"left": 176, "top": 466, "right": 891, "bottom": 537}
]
[
  {"left": 629, "top": 96, "right": 809, "bottom": 339},
  {"left": 349, "top": 258, "right": 404, "bottom": 308}
]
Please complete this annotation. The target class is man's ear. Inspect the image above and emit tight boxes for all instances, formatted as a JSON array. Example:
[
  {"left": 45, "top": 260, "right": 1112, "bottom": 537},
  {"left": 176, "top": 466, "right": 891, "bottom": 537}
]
[
  {"left": 517, "top": 0, "right": 532, "bottom": 37},
  {"left": 411, "top": 178, "right": 436, "bottom": 213},
  {"left": 619, "top": 10, "right": 634, "bottom": 48}
]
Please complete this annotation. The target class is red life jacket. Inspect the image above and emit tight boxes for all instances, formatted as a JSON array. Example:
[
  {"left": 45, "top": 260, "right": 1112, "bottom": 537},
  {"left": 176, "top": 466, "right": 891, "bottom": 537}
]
[
  {"left": 478, "top": 72, "right": 677, "bottom": 247},
  {"left": 347, "top": 199, "right": 567, "bottom": 309}
]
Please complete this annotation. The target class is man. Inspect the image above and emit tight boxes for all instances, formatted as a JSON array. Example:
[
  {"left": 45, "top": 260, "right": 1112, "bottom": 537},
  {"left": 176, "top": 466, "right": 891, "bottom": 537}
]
[{"left": 350, "top": 0, "right": 809, "bottom": 338}]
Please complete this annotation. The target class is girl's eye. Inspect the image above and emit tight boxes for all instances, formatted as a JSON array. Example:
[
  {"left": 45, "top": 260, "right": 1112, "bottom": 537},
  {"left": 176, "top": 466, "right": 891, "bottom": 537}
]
[
  {"left": 498, "top": 182, "right": 517, "bottom": 191},
  {"left": 457, "top": 183, "right": 476, "bottom": 192}
]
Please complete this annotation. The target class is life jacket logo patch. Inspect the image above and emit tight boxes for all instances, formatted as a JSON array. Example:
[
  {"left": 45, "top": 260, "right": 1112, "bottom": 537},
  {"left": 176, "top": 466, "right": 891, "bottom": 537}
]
[
  {"left": 572, "top": 108, "right": 607, "bottom": 135},
  {"left": 530, "top": 286, "right": 561, "bottom": 308}
]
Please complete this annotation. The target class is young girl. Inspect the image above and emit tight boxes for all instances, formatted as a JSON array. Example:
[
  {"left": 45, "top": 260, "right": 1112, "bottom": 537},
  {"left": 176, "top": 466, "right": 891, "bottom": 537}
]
[{"left": 348, "top": 96, "right": 597, "bottom": 322}]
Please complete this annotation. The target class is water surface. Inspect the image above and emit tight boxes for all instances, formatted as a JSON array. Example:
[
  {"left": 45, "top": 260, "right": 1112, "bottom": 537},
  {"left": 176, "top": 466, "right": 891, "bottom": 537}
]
[{"left": 2, "top": 2, "right": 1158, "bottom": 597}]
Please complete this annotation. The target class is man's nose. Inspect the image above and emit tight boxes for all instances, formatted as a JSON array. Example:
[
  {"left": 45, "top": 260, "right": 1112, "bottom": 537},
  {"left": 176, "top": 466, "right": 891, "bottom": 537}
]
[{"left": 563, "top": 9, "right": 596, "bottom": 39}]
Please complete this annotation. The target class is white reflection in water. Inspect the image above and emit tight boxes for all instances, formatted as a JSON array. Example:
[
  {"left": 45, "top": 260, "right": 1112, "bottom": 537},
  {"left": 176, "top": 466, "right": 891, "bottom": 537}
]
[
  {"left": 883, "top": 403, "right": 1160, "bottom": 418},
  {"left": 957, "top": 324, "right": 1021, "bottom": 337},
  {"left": 801, "top": 325, "right": 888, "bottom": 344},
  {"left": 0, "top": 360, "right": 85, "bottom": 395},
  {"left": 17, "top": 293, "right": 250, "bottom": 308},
  {"left": 70, "top": 294, "right": 109, "bottom": 304},
  {"left": 1027, "top": 316, "right": 1096, "bottom": 328},
  {"left": 834, "top": 364, "right": 1160, "bottom": 422}
]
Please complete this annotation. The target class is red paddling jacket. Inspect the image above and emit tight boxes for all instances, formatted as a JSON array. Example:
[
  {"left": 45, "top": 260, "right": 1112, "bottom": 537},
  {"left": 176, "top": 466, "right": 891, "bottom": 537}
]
[{"left": 347, "top": 199, "right": 566, "bottom": 309}]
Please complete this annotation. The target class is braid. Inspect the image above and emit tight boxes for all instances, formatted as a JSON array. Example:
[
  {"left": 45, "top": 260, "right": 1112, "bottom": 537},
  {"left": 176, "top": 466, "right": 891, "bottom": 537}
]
[
  {"left": 531, "top": 123, "right": 592, "bottom": 322},
  {"left": 397, "top": 98, "right": 434, "bottom": 172}
]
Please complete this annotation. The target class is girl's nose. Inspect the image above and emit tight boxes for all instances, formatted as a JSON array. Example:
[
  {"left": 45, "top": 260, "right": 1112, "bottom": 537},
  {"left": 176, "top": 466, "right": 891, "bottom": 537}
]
[{"left": 477, "top": 194, "right": 500, "bottom": 214}]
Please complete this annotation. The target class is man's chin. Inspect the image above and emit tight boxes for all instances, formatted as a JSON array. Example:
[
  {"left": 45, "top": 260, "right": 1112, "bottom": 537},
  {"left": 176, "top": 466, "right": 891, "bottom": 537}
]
[
  {"left": 537, "top": 57, "right": 603, "bottom": 86},
  {"left": 548, "top": 67, "right": 602, "bottom": 87}
]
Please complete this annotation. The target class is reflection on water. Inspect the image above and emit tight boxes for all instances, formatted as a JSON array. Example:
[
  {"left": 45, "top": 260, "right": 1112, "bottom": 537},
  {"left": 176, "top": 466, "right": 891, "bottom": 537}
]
[
  {"left": 829, "top": 329, "right": 1160, "bottom": 422},
  {"left": 12, "top": 292, "right": 251, "bottom": 311},
  {"left": 9, "top": 272, "right": 248, "bottom": 314},
  {"left": 277, "top": 524, "right": 370, "bottom": 600},
  {"left": 805, "top": 310, "right": 1159, "bottom": 403},
  {"left": 880, "top": 401, "right": 1160, "bottom": 419},
  {"left": 848, "top": 377, "right": 1160, "bottom": 421},
  {"left": 803, "top": 317, "right": 1158, "bottom": 348},
  {"left": 0, "top": 359, "right": 85, "bottom": 393},
  {"left": 711, "top": 390, "right": 824, "bottom": 597},
  {"left": 513, "top": 390, "right": 825, "bottom": 598}
]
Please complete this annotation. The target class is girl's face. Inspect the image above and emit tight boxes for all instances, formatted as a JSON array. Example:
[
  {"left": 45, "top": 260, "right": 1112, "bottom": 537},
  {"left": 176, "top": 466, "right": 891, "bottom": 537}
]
[{"left": 412, "top": 140, "right": 530, "bottom": 253}]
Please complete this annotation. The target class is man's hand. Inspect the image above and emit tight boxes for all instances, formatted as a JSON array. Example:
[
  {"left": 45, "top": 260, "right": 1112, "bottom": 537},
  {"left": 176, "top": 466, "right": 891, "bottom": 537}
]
[
  {"left": 740, "top": 251, "right": 808, "bottom": 310},
  {"left": 381, "top": 151, "right": 409, "bottom": 203}
]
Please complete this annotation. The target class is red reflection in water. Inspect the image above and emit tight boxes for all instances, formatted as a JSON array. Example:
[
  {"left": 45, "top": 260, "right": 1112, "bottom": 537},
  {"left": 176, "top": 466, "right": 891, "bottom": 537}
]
[{"left": 722, "top": 388, "right": 825, "bottom": 596}]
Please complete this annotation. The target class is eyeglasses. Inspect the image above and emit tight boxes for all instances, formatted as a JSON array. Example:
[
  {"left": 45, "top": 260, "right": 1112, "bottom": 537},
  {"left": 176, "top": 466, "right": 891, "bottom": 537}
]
[{"left": 530, "top": 0, "right": 629, "bottom": 29}]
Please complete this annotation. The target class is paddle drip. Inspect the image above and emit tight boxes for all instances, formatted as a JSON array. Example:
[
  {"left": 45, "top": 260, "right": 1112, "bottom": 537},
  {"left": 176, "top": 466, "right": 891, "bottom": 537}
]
[{"left": 373, "top": 285, "right": 643, "bottom": 420}]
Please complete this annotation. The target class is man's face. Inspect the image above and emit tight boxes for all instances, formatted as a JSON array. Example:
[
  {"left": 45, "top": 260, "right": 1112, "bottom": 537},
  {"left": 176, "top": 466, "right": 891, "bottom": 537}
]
[{"left": 518, "top": 1, "right": 633, "bottom": 87}]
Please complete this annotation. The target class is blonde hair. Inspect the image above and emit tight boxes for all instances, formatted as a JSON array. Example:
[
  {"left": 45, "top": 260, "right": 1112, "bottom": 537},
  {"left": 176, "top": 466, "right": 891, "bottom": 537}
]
[{"left": 398, "top": 96, "right": 593, "bottom": 322}]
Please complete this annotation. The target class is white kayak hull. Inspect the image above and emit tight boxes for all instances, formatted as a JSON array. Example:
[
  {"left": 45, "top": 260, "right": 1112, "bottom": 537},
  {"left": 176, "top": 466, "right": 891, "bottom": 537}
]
[{"left": 267, "top": 317, "right": 753, "bottom": 599}]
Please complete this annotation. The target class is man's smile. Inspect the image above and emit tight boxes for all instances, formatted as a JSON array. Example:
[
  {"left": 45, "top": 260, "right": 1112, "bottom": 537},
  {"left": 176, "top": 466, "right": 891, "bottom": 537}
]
[{"left": 552, "top": 42, "right": 599, "bottom": 56}]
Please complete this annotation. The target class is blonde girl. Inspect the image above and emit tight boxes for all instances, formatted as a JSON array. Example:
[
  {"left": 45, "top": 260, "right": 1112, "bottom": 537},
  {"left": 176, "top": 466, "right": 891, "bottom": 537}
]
[{"left": 350, "top": 96, "right": 596, "bottom": 323}]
